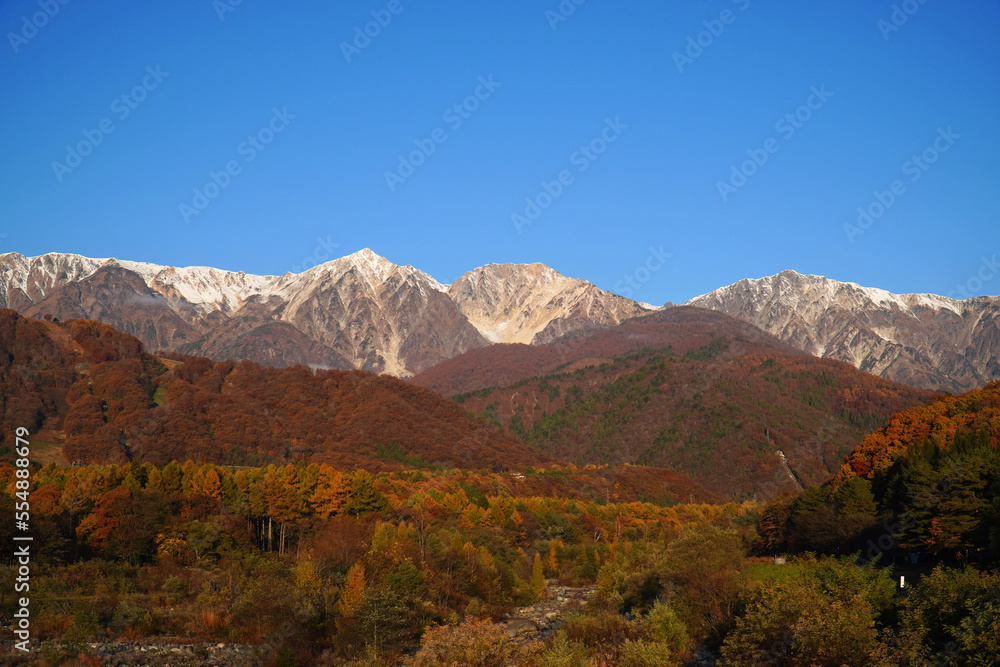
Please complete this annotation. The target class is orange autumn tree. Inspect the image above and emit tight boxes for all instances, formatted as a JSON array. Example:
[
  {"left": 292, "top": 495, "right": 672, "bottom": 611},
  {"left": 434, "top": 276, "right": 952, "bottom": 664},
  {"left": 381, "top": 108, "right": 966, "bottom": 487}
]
[
  {"left": 311, "top": 466, "right": 351, "bottom": 519},
  {"left": 837, "top": 381, "right": 1000, "bottom": 483},
  {"left": 339, "top": 562, "right": 367, "bottom": 617},
  {"left": 75, "top": 486, "right": 165, "bottom": 564}
]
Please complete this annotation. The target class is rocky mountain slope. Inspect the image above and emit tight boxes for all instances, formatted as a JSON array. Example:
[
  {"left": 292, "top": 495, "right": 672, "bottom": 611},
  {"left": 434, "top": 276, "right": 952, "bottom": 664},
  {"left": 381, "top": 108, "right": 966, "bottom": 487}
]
[
  {"left": 5, "top": 253, "right": 996, "bottom": 391},
  {"left": 1, "top": 250, "right": 644, "bottom": 377},
  {"left": 687, "top": 270, "right": 1000, "bottom": 392},
  {"left": 448, "top": 263, "right": 647, "bottom": 344}
]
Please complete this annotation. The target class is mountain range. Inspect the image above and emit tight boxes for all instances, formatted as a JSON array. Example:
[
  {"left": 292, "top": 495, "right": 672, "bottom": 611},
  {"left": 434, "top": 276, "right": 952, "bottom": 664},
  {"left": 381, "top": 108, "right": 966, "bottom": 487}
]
[
  {"left": 0, "top": 305, "right": 932, "bottom": 499},
  {"left": 2, "top": 250, "right": 997, "bottom": 391},
  {"left": 689, "top": 270, "right": 1000, "bottom": 392},
  {"left": 0, "top": 250, "right": 645, "bottom": 378}
]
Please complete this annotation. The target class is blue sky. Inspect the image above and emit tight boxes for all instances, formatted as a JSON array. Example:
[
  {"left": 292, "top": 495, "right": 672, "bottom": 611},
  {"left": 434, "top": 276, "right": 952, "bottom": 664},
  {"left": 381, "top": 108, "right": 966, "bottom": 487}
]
[{"left": 1, "top": 0, "right": 997, "bottom": 304}]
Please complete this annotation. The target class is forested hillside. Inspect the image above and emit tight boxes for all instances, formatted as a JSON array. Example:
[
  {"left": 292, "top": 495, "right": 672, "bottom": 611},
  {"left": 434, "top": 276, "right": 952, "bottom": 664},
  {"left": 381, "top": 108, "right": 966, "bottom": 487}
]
[
  {"left": 2, "top": 310, "right": 997, "bottom": 666},
  {"left": 0, "top": 310, "right": 541, "bottom": 471},
  {"left": 411, "top": 306, "right": 799, "bottom": 396},
  {"left": 766, "top": 381, "right": 1000, "bottom": 567},
  {"left": 839, "top": 380, "right": 1000, "bottom": 482},
  {"left": 419, "top": 308, "right": 933, "bottom": 498}
]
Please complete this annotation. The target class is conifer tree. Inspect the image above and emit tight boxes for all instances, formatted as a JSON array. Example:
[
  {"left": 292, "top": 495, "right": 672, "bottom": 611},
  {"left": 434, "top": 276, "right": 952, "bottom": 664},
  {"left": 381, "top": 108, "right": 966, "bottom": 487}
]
[
  {"left": 202, "top": 467, "right": 222, "bottom": 500},
  {"left": 903, "top": 455, "right": 987, "bottom": 559},
  {"left": 343, "top": 471, "right": 390, "bottom": 517},
  {"left": 311, "top": 467, "right": 351, "bottom": 519},
  {"left": 834, "top": 476, "right": 877, "bottom": 519}
]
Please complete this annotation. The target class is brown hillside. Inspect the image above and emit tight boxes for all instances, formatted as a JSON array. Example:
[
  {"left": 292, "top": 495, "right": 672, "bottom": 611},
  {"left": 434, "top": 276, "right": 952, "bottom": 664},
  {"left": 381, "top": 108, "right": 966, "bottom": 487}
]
[
  {"left": 413, "top": 308, "right": 934, "bottom": 499},
  {"left": 411, "top": 306, "right": 800, "bottom": 395},
  {"left": 0, "top": 310, "right": 542, "bottom": 471}
]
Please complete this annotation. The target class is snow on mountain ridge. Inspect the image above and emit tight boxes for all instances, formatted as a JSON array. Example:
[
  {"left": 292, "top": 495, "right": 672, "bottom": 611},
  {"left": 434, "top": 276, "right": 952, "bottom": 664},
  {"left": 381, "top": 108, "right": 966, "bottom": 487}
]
[
  {"left": 143, "top": 266, "right": 279, "bottom": 312},
  {"left": 0, "top": 252, "right": 107, "bottom": 296},
  {"left": 688, "top": 269, "right": 964, "bottom": 316},
  {"left": 286, "top": 248, "right": 449, "bottom": 295},
  {"left": 4, "top": 252, "right": 994, "bottom": 388},
  {"left": 686, "top": 269, "right": 998, "bottom": 392},
  {"left": 448, "top": 262, "right": 650, "bottom": 345},
  {"left": 1, "top": 249, "right": 451, "bottom": 311}
]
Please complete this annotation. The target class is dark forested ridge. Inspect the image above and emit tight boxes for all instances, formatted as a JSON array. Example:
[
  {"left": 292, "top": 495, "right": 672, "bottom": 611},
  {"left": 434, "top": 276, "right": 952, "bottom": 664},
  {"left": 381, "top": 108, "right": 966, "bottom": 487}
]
[
  {"left": 454, "top": 349, "right": 931, "bottom": 499},
  {"left": 838, "top": 379, "right": 1000, "bottom": 482},
  {"left": 826, "top": 380, "right": 1000, "bottom": 564}
]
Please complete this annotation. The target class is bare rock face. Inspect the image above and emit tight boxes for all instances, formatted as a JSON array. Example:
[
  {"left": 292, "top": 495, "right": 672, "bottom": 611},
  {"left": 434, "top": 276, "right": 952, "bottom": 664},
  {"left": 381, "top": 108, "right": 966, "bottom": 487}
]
[
  {"left": 177, "top": 296, "right": 354, "bottom": 371},
  {"left": 22, "top": 266, "right": 201, "bottom": 352},
  {"left": 2, "top": 250, "right": 644, "bottom": 378},
  {"left": 688, "top": 270, "right": 1000, "bottom": 392},
  {"left": 5, "top": 252, "right": 996, "bottom": 390},
  {"left": 271, "top": 249, "right": 489, "bottom": 376},
  {"left": 2, "top": 249, "right": 491, "bottom": 377},
  {"left": 448, "top": 262, "right": 650, "bottom": 345}
]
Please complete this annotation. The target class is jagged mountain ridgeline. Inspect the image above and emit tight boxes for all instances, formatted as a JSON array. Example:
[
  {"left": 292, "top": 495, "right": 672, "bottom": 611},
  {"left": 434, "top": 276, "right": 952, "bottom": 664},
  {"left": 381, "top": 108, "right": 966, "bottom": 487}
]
[
  {"left": 2, "top": 252, "right": 997, "bottom": 391},
  {"left": 447, "top": 262, "right": 647, "bottom": 345},
  {"left": 0, "top": 250, "right": 649, "bottom": 378},
  {"left": 688, "top": 270, "right": 1000, "bottom": 392}
]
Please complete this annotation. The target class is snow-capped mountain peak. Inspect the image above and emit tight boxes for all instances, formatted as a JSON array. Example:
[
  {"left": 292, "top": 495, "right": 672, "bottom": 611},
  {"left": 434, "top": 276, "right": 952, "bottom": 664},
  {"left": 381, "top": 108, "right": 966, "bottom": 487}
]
[
  {"left": 0, "top": 252, "right": 281, "bottom": 313},
  {"left": 9, "top": 252, "right": 992, "bottom": 389},
  {"left": 289, "top": 248, "right": 448, "bottom": 294},
  {"left": 0, "top": 252, "right": 106, "bottom": 298},
  {"left": 687, "top": 270, "right": 998, "bottom": 391},
  {"left": 691, "top": 270, "right": 965, "bottom": 316},
  {"left": 448, "top": 262, "right": 650, "bottom": 344}
]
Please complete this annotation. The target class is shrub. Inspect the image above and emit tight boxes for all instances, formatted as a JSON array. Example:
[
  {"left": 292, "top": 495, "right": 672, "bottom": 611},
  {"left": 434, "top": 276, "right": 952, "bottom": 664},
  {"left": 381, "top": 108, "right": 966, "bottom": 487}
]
[
  {"left": 562, "top": 611, "right": 638, "bottom": 647},
  {"left": 898, "top": 565, "right": 1000, "bottom": 664},
  {"left": 640, "top": 601, "right": 690, "bottom": 655},
  {"left": 403, "top": 618, "right": 540, "bottom": 667},
  {"left": 617, "top": 639, "right": 682, "bottom": 667},
  {"left": 660, "top": 523, "right": 744, "bottom": 640},
  {"left": 721, "top": 573, "right": 891, "bottom": 667},
  {"left": 536, "top": 631, "right": 590, "bottom": 667},
  {"left": 163, "top": 575, "right": 188, "bottom": 596}
]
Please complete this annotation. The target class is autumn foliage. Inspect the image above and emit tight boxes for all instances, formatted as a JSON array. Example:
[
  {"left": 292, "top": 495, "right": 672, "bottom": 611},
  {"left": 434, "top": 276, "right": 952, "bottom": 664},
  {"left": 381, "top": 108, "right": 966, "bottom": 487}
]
[
  {"left": 0, "top": 310, "right": 542, "bottom": 471},
  {"left": 838, "top": 380, "right": 1000, "bottom": 481},
  {"left": 0, "top": 308, "right": 996, "bottom": 664},
  {"left": 448, "top": 344, "right": 931, "bottom": 499},
  {"left": 0, "top": 456, "right": 747, "bottom": 662}
]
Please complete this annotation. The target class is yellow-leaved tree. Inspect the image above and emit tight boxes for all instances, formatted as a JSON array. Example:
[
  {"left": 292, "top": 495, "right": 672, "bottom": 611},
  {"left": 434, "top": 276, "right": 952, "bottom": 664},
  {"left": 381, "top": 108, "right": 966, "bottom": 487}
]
[{"left": 339, "top": 561, "right": 367, "bottom": 617}]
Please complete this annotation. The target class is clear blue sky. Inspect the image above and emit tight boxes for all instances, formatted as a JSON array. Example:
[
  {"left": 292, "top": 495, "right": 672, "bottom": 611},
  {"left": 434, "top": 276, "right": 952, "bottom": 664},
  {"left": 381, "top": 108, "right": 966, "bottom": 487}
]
[{"left": 1, "top": 0, "right": 997, "bottom": 304}]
